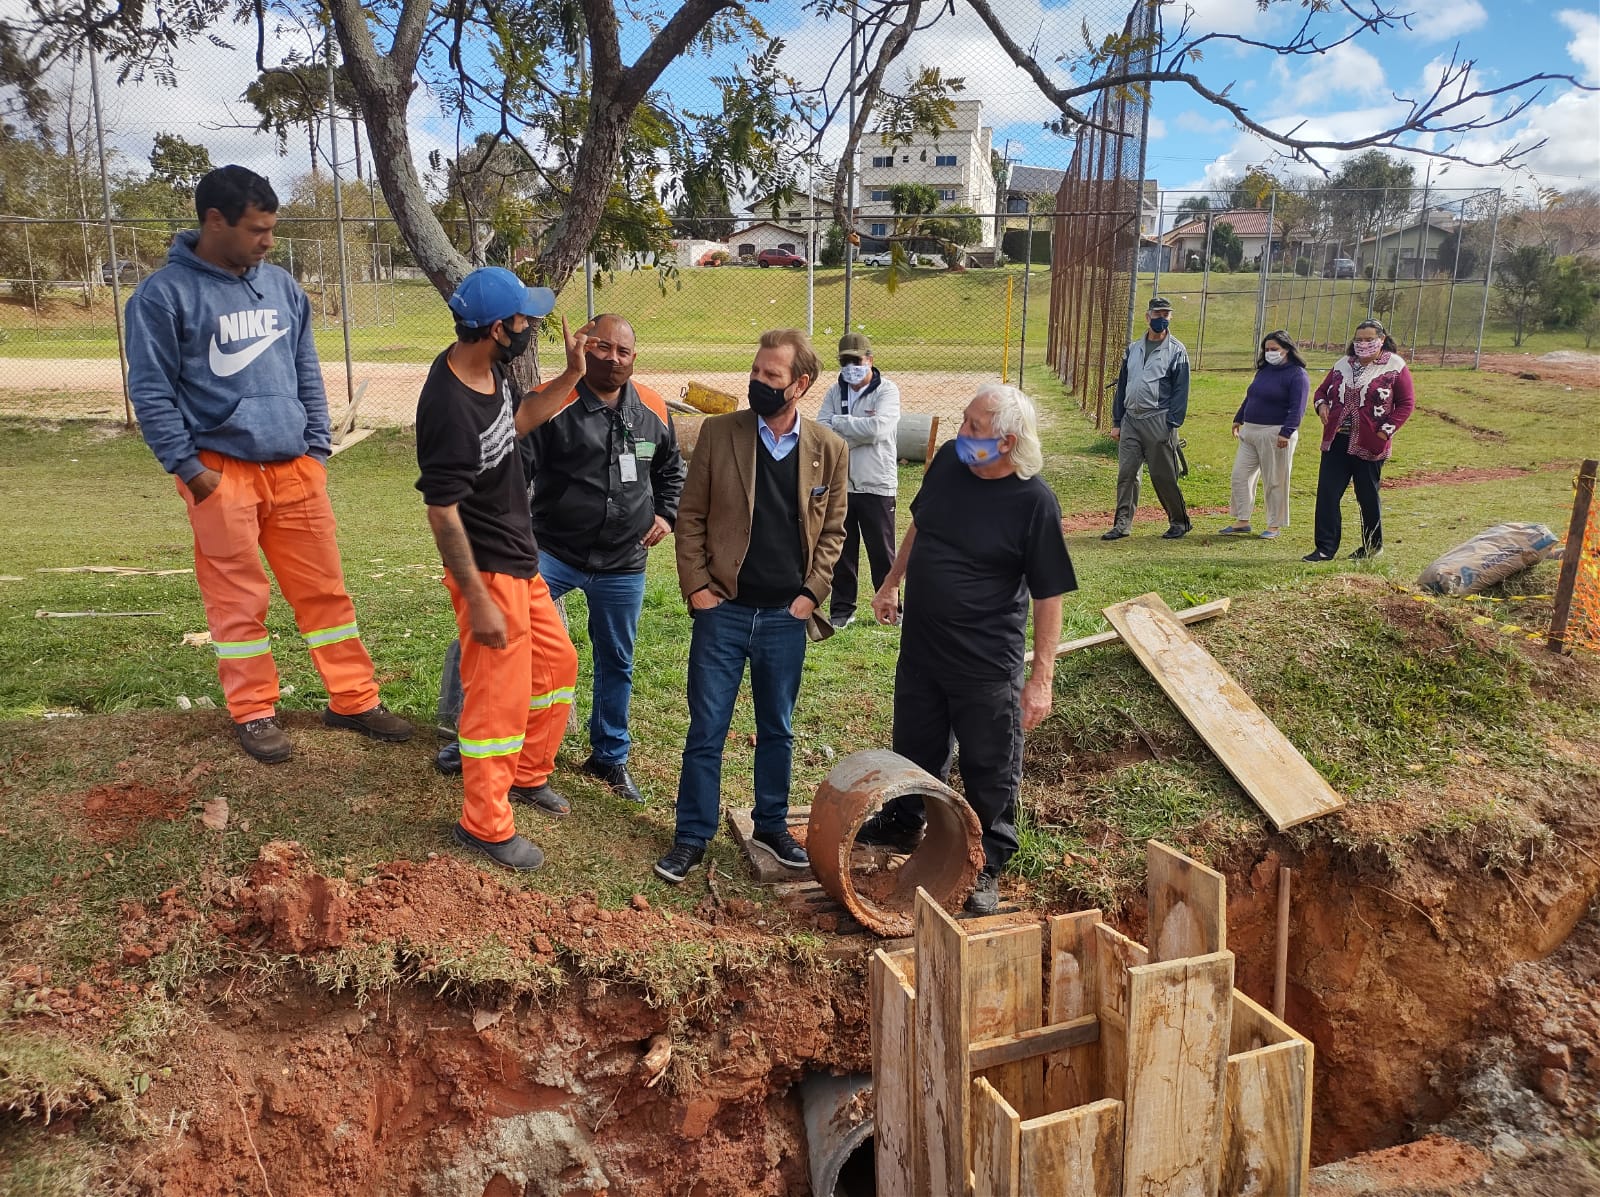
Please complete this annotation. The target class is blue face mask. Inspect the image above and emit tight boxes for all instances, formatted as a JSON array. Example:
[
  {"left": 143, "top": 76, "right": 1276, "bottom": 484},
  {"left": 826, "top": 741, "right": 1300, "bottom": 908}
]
[
  {"left": 955, "top": 434, "right": 1005, "bottom": 466},
  {"left": 1148, "top": 316, "right": 1170, "bottom": 333}
]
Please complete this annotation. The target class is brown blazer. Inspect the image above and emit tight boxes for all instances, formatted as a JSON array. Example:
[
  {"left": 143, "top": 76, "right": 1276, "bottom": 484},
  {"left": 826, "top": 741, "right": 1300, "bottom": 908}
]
[{"left": 675, "top": 408, "right": 849, "bottom": 641}]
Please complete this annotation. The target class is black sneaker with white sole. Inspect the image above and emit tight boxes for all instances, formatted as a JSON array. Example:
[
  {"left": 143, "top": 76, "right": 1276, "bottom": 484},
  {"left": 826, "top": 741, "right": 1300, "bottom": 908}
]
[
  {"left": 653, "top": 841, "right": 706, "bottom": 884},
  {"left": 751, "top": 827, "right": 809, "bottom": 870},
  {"left": 854, "top": 807, "right": 925, "bottom": 855}
]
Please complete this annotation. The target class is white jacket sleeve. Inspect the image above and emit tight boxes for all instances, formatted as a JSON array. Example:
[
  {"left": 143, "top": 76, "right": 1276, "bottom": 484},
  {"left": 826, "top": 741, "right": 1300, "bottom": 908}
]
[{"left": 827, "top": 377, "right": 900, "bottom": 448}]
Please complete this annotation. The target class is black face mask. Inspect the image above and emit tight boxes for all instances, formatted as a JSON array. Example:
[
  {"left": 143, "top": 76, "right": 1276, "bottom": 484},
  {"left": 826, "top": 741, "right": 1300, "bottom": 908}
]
[
  {"left": 748, "top": 377, "right": 790, "bottom": 418},
  {"left": 585, "top": 353, "right": 633, "bottom": 392},
  {"left": 497, "top": 323, "right": 533, "bottom": 363}
]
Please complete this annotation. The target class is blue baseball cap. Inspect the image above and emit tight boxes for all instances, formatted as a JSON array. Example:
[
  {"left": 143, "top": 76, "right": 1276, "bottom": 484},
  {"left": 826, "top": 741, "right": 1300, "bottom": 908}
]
[{"left": 447, "top": 266, "right": 556, "bottom": 328}]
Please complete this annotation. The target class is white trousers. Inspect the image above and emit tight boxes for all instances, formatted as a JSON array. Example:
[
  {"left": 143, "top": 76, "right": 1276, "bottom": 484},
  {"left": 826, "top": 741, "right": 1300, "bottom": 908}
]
[{"left": 1230, "top": 423, "right": 1298, "bottom": 528}]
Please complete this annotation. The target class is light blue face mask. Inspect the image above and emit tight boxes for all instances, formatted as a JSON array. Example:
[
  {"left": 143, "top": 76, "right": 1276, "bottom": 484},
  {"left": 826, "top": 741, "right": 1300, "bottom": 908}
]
[{"left": 956, "top": 434, "right": 1005, "bottom": 466}]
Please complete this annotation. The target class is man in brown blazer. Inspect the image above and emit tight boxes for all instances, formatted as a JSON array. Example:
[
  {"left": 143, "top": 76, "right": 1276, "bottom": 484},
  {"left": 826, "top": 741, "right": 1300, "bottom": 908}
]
[{"left": 655, "top": 329, "right": 849, "bottom": 883}]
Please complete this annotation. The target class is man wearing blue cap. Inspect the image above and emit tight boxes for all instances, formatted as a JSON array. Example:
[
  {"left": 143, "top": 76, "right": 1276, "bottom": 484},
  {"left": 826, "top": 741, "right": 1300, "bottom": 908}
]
[{"left": 415, "top": 266, "right": 587, "bottom": 871}]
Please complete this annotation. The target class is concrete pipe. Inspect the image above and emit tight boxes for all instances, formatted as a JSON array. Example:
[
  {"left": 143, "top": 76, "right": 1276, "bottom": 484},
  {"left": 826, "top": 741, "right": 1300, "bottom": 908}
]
[
  {"left": 807, "top": 749, "right": 984, "bottom": 937},
  {"left": 894, "top": 413, "right": 935, "bottom": 462},
  {"left": 799, "top": 1071, "right": 875, "bottom": 1197}
]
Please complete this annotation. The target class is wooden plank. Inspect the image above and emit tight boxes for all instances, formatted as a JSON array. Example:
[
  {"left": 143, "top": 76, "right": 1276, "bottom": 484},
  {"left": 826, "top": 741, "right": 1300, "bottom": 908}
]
[
  {"left": 1121, "top": 951, "right": 1234, "bottom": 1197},
  {"left": 1027, "top": 596, "right": 1232, "bottom": 664},
  {"left": 968, "top": 923, "right": 1044, "bottom": 1119},
  {"left": 1018, "top": 1099, "right": 1125, "bottom": 1197},
  {"left": 970, "top": 1016, "right": 1099, "bottom": 1071},
  {"left": 725, "top": 805, "right": 815, "bottom": 883},
  {"left": 1222, "top": 1040, "right": 1312, "bottom": 1197},
  {"left": 871, "top": 948, "right": 922, "bottom": 1197},
  {"left": 970, "top": 1078, "right": 1021, "bottom": 1197},
  {"left": 1230, "top": 990, "right": 1300, "bottom": 1055},
  {"left": 914, "top": 889, "right": 970, "bottom": 1197},
  {"left": 1104, "top": 593, "right": 1345, "bottom": 830},
  {"left": 326, "top": 426, "right": 376, "bottom": 457},
  {"left": 1147, "top": 840, "right": 1227, "bottom": 963},
  {"left": 1046, "top": 910, "right": 1103, "bottom": 1110},
  {"left": 1094, "top": 923, "right": 1148, "bottom": 1104}
]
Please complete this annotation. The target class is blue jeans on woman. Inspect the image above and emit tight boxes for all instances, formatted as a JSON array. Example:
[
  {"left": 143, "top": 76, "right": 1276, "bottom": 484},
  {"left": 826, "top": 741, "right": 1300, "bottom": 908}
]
[{"left": 674, "top": 600, "right": 809, "bottom": 847}]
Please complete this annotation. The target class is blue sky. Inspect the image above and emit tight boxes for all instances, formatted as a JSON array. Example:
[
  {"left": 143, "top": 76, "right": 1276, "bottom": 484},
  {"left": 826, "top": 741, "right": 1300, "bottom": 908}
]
[{"left": 11, "top": 0, "right": 1597, "bottom": 210}]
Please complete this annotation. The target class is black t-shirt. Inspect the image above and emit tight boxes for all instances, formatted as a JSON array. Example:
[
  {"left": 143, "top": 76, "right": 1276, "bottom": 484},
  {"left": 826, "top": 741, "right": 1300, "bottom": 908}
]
[
  {"left": 902, "top": 442, "right": 1077, "bottom": 679},
  {"left": 414, "top": 350, "right": 539, "bottom": 578}
]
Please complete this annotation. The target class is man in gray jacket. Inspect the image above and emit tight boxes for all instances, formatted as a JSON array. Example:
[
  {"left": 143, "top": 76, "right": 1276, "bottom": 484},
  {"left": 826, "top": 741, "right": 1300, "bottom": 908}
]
[
  {"left": 816, "top": 332, "right": 900, "bottom": 628},
  {"left": 1103, "top": 297, "right": 1191, "bottom": 541}
]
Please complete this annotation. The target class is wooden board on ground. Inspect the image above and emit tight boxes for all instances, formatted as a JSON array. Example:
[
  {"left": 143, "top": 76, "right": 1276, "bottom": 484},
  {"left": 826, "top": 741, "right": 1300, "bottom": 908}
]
[
  {"left": 971, "top": 1078, "right": 1020, "bottom": 1197},
  {"left": 725, "top": 805, "right": 814, "bottom": 883},
  {"left": 327, "top": 426, "right": 376, "bottom": 457},
  {"left": 1045, "top": 910, "right": 1103, "bottom": 1110},
  {"left": 1103, "top": 593, "right": 1345, "bottom": 830},
  {"left": 871, "top": 948, "right": 922, "bottom": 1196},
  {"left": 1019, "top": 1098, "right": 1125, "bottom": 1197},
  {"left": 914, "top": 889, "right": 970, "bottom": 1197},
  {"left": 967, "top": 923, "right": 1044, "bottom": 1121},
  {"left": 1121, "top": 951, "right": 1234, "bottom": 1197},
  {"left": 1026, "top": 596, "right": 1231, "bottom": 664},
  {"left": 1147, "top": 840, "right": 1227, "bottom": 962}
]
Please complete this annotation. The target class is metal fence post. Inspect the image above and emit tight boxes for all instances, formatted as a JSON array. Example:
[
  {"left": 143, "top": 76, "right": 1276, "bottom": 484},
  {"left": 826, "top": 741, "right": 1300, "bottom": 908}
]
[
  {"left": 1441, "top": 196, "right": 1466, "bottom": 366},
  {"left": 1150, "top": 190, "right": 1163, "bottom": 303},
  {"left": 1254, "top": 190, "right": 1276, "bottom": 350},
  {"left": 326, "top": 31, "right": 358, "bottom": 419},
  {"left": 1473, "top": 190, "right": 1502, "bottom": 370},
  {"left": 1018, "top": 212, "right": 1034, "bottom": 381},
  {"left": 1410, "top": 166, "right": 1432, "bottom": 351},
  {"left": 22, "top": 222, "right": 40, "bottom": 329},
  {"left": 1196, "top": 213, "right": 1214, "bottom": 370}
]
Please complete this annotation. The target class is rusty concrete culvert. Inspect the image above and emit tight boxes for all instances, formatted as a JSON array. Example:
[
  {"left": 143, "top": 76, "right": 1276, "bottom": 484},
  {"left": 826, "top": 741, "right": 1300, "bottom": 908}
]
[{"left": 807, "top": 749, "right": 985, "bottom": 937}]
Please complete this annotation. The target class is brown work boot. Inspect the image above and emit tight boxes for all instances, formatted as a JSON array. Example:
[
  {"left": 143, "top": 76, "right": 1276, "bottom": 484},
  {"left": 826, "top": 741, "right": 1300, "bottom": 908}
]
[
  {"left": 322, "top": 702, "right": 413, "bottom": 742},
  {"left": 236, "top": 716, "right": 292, "bottom": 764}
]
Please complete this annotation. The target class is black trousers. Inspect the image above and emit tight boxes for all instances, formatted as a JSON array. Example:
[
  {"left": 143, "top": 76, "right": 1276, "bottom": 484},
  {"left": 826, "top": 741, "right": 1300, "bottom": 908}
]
[
  {"left": 883, "top": 654, "right": 1023, "bottom": 873},
  {"left": 1313, "top": 433, "right": 1384, "bottom": 555},
  {"left": 829, "top": 492, "right": 897, "bottom": 621}
]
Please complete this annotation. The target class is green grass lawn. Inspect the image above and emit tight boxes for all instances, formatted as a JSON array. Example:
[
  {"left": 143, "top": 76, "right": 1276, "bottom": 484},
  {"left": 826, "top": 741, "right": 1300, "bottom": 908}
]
[{"left": 2, "top": 265, "right": 1592, "bottom": 374}]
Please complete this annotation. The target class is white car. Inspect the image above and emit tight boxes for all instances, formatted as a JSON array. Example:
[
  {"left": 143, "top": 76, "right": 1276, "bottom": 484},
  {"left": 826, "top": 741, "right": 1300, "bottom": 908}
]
[{"left": 858, "top": 251, "right": 893, "bottom": 267}]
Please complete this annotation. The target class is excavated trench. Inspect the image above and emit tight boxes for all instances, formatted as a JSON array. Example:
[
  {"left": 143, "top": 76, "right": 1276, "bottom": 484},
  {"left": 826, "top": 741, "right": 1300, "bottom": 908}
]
[{"left": 121, "top": 798, "right": 1600, "bottom": 1195}]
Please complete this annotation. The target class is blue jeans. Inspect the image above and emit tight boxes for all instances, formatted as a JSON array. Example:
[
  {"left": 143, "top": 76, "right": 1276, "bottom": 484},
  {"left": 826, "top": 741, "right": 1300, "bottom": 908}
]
[
  {"left": 536, "top": 551, "right": 646, "bottom": 766},
  {"left": 675, "top": 600, "right": 809, "bottom": 846}
]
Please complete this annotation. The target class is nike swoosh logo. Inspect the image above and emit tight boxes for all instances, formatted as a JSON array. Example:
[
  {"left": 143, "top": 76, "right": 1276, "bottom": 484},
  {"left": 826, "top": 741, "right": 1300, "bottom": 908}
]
[{"left": 208, "top": 328, "right": 290, "bottom": 378}]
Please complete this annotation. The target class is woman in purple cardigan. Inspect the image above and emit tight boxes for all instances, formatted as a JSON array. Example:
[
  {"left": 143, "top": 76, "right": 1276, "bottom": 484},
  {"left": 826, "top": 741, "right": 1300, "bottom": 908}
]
[
  {"left": 1219, "top": 329, "right": 1309, "bottom": 540},
  {"left": 1303, "top": 319, "right": 1416, "bottom": 562}
]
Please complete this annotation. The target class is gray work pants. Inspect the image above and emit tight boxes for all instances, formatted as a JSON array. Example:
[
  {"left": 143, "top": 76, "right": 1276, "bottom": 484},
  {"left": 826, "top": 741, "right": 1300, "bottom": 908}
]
[{"left": 1112, "top": 411, "right": 1190, "bottom": 533}]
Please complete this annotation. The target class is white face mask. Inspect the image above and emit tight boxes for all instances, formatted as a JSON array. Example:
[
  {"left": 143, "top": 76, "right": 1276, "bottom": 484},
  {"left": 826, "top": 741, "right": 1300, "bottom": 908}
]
[
  {"left": 840, "top": 362, "right": 870, "bottom": 386},
  {"left": 1264, "top": 350, "right": 1286, "bottom": 366}
]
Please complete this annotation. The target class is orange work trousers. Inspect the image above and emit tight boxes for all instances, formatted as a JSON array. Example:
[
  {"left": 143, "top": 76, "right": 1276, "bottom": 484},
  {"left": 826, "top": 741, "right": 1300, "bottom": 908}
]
[
  {"left": 445, "top": 570, "right": 578, "bottom": 844},
  {"left": 177, "top": 450, "right": 379, "bottom": 725}
]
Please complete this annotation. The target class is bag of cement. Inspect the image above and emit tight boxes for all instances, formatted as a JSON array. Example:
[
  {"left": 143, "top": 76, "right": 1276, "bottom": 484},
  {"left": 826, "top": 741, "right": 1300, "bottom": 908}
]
[{"left": 1418, "top": 523, "right": 1560, "bottom": 595}]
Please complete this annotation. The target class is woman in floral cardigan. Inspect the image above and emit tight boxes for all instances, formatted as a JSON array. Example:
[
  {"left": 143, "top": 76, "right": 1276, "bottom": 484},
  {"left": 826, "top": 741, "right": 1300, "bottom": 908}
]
[{"left": 1303, "top": 319, "right": 1415, "bottom": 562}]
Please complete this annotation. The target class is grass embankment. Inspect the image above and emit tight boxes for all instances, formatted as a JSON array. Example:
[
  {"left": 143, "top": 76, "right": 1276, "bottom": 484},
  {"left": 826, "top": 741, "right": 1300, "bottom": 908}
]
[{"left": 0, "top": 360, "right": 1597, "bottom": 1189}]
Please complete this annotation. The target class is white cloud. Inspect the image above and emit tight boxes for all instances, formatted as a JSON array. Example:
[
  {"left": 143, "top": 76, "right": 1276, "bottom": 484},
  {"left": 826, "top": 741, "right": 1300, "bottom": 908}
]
[
  {"left": 1555, "top": 9, "right": 1600, "bottom": 86},
  {"left": 1277, "top": 42, "right": 1386, "bottom": 109},
  {"left": 1148, "top": 116, "right": 1167, "bottom": 140},
  {"left": 1407, "top": 1, "right": 1488, "bottom": 43},
  {"left": 1175, "top": 110, "right": 1232, "bottom": 135}
]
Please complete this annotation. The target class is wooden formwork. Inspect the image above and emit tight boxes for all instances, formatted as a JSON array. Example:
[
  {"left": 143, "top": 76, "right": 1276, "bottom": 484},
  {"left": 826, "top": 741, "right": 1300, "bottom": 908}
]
[{"left": 870, "top": 841, "right": 1313, "bottom": 1197}]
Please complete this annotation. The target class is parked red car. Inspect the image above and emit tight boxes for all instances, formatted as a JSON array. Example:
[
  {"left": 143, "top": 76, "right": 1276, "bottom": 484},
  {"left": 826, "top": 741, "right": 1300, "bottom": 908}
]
[{"left": 756, "top": 248, "right": 807, "bottom": 268}]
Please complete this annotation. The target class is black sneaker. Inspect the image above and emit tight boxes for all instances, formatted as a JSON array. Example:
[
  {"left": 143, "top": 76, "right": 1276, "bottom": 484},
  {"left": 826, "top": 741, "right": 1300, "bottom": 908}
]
[
  {"left": 854, "top": 808, "right": 925, "bottom": 854},
  {"left": 509, "top": 782, "right": 571, "bottom": 816},
  {"left": 1161, "top": 523, "right": 1192, "bottom": 540},
  {"left": 452, "top": 823, "right": 544, "bottom": 871},
  {"left": 1302, "top": 550, "right": 1336, "bottom": 562},
  {"left": 236, "top": 716, "right": 292, "bottom": 764},
  {"left": 653, "top": 841, "right": 706, "bottom": 884},
  {"left": 1100, "top": 528, "right": 1130, "bottom": 541},
  {"left": 323, "top": 702, "right": 414, "bottom": 742},
  {"left": 434, "top": 739, "right": 462, "bottom": 776},
  {"left": 964, "top": 868, "right": 1000, "bottom": 916},
  {"left": 1349, "top": 545, "right": 1383, "bottom": 560},
  {"left": 751, "top": 827, "right": 809, "bottom": 870},
  {"left": 581, "top": 756, "right": 644, "bottom": 804},
  {"left": 830, "top": 613, "right": 855, "bottom": 630}
]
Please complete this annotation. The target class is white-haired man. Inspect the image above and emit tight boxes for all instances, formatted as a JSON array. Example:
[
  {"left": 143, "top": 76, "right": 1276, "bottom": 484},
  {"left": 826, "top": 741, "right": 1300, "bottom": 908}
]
[{"left": 862, "top": 385, "right": 1077, "bottom": 915}]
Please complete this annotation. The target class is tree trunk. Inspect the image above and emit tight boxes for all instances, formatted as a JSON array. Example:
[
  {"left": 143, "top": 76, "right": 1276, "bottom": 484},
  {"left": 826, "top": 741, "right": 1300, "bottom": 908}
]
[{"left": 535, "top": 92, "right": 632, "bottom": 288}]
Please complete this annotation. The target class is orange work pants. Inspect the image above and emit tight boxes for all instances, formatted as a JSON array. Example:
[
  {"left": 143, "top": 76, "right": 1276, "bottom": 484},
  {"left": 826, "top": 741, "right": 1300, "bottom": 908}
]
[
  {"left": 445, "top": 570, "right": 578, "bottom": 844},
  {"left": 178, "top": 450, "right": 379, "bottom": 725}
]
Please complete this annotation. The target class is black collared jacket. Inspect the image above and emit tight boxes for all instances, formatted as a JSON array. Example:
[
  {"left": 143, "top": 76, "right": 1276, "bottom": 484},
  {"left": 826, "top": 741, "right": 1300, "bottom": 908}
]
[{"left": 526, "top": 379, "right": 686, "bottom": 573}]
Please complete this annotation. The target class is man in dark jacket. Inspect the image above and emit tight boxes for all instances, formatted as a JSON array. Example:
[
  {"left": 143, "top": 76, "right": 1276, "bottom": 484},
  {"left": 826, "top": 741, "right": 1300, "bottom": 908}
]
[
  {"left": 1103, "top": 296, "right": 1192, "bottom": 541},
  {"left": 434, "top": 316, "right": 685, "bottom": 806}
]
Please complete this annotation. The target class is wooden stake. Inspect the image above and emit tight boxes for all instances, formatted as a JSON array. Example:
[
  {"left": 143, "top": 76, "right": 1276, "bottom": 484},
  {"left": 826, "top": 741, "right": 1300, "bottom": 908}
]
[
  {"left": 922, "top": 415, "right": 940, "bottom": 474},
  {"left": 1548, "top": 458, "right": 1597, "bottom": 654},
  {"left": 1274, "top": 867, "right": 1291, "bottom": 1021},
  {"left": 1024, "top": 596, "right": 1231, "bottom": 665}
]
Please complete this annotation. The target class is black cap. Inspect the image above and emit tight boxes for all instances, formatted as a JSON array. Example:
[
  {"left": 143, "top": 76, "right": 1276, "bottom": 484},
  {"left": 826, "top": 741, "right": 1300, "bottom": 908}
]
[{"left": 1147, "top": 296, "right": 1174, "bottom": 312}]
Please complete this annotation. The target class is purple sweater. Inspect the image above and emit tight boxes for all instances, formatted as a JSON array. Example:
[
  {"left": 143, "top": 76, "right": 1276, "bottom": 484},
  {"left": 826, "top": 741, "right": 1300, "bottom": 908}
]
[{"left": 1233, "top": 364, "right": 1309, "bottom": 437}]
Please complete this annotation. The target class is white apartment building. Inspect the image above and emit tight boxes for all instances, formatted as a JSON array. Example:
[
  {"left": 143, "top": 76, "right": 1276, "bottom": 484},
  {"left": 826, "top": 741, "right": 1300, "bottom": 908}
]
[{"left": 856, "top": 99, "right": 998, "bottom": 250}]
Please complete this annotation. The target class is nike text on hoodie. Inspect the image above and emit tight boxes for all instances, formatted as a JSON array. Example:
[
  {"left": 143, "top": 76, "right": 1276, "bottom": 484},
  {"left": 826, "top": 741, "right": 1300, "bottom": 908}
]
[{"left": 126, "top": 229, "right": 331, "bottom": 483}]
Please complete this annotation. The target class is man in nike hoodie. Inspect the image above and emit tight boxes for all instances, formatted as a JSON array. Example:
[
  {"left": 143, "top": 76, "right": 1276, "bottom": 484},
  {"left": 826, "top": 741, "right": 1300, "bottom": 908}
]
[{"left": 125, "top": 166, "right": 412, "bottom": 764}]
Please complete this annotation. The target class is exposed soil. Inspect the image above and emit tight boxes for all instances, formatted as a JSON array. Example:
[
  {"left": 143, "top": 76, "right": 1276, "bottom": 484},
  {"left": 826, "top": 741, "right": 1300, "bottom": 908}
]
[
  {"left": 1472, "top": 350, "right": 1600, "bottom": 389},
  {"left": 76, "top": 781, "right": 189, "bottom": 843}
]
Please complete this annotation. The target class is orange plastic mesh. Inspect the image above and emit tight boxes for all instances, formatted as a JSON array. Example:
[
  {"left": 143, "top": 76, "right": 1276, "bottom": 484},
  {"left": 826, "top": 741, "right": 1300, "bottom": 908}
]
[{"left": 1570, "top": 476, "right": 1600, "bottom": 653}]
